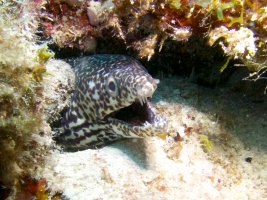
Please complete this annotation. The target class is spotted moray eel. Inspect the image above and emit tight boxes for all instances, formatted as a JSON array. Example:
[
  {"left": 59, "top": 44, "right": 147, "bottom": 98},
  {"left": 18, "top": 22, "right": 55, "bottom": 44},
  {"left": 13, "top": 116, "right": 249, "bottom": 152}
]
[{"left": 55, "top": 54, "right": 167, "bottom": 150}]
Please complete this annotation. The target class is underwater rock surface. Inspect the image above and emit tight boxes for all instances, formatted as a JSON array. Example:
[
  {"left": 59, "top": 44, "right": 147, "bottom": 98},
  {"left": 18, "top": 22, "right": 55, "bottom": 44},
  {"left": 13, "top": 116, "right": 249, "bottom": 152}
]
[{"left": 0, "top": 0, "right": 267, "bottom": 199}]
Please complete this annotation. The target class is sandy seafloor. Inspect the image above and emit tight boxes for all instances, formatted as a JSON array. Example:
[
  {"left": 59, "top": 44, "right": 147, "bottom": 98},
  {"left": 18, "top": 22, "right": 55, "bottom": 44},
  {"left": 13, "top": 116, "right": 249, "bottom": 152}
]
[{"left": 38, "top": 75, "right": 267, "bottom": 200}]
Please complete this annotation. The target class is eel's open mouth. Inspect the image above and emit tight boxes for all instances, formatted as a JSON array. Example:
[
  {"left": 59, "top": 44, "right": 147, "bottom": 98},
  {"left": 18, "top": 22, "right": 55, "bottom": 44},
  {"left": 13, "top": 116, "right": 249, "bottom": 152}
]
[{"left": 106, "top": 97, "right": 156, "bottom": 126}]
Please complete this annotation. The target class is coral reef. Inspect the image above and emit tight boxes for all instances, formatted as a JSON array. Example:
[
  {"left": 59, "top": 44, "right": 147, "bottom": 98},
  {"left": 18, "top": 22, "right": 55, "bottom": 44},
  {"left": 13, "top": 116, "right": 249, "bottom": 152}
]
[
  {"left": 15, "top": 177, "right": 49, "bottom": 200},
  {"left": 1, "top": 0, "right": 266, "bottom": 199},
  {"left": 208, "top": 26, "right": 257, "bottom": 59},
  {"left": 0, "top": 1, "right": 74, "bottom": 198},
  {"left": 0, "top": 0, "right": 47, "bottom": 189},
  {"left": 40, "top": 0, "right": 112, "bottom": 51},
  {"left": 42, "top": 59, "right": 75, "bottom": 124},
  {"left": 40, "top": 0, "right": 267, "bottom": 70}
]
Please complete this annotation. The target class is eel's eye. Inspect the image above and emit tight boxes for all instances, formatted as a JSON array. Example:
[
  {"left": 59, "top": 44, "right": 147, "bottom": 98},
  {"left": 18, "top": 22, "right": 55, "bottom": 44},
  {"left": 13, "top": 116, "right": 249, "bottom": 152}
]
[
  {"left": 106, "top": 75, "right": 118, "bottom": 97},
  {"left": 108, "top": 81, "right": 116, "bottom": 91}
]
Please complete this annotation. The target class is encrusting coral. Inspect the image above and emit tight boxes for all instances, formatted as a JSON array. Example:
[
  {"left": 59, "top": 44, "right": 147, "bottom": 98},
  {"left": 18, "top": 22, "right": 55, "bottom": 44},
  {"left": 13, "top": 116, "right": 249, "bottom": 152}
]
[
  {"left": 0, "top": 1, "right": 74, "bottom": 198},
  {"left": 39, "top": 0, "right": 267, "bottom": 77},
  {"left": 0, "top": 0, "right": 45, "bottom": 188}
]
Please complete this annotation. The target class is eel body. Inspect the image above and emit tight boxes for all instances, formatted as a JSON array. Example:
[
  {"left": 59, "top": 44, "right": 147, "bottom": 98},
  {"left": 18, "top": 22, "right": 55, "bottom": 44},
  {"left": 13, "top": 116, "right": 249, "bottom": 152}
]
[{"left": 55, "top": 54, "right": 167, "bottom": 150}]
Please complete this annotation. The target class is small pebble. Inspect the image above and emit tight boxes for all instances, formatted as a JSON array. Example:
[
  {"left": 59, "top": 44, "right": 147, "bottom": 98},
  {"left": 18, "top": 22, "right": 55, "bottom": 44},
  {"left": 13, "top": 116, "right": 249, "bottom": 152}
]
[{"left": 245, "top": 157, "right": 252, "bottom": 163}]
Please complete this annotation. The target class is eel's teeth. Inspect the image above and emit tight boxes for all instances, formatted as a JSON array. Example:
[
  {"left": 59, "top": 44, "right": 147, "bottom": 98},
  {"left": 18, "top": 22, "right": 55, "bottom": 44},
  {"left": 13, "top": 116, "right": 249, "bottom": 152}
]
[
  {"left": 138, "top": 95, "right": 149, "bottom": 106},
  {"left": 139, "top": 96, "right": 143, "bottom": 106},
  {"left": 144, "top": 121, "right": 151, "bottom": 126},
  {"left": 142, "top": 96, "right": 146, "bottom": 105}
]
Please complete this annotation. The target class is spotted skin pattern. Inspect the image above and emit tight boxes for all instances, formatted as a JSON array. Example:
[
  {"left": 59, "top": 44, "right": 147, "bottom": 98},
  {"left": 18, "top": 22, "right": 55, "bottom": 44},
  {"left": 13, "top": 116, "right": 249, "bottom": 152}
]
[{"left": 56, "top": 54, "right": 166, "bottom": 150}]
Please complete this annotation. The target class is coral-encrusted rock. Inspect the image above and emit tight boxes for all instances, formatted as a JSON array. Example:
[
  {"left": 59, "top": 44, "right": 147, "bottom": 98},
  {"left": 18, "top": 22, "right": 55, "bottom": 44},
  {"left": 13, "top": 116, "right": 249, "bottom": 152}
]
[
  {"left": 208, "top": 26, "right": 257, "bottom": 60},
  {"left": 43, "top": 59, "right": 75, "bottom": 123},
  {"left": 40, "top": 0, "right": 113, "bottom": 52}
]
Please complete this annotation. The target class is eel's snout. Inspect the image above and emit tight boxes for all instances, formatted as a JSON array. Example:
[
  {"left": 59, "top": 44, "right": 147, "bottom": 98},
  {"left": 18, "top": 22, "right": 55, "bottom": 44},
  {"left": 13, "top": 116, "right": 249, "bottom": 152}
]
[
  {"left": 109, "top": 76, "right": 161, "bottom": 127},
  {"left": 135, "top": 78, "right": 159, "bottom": 106}
]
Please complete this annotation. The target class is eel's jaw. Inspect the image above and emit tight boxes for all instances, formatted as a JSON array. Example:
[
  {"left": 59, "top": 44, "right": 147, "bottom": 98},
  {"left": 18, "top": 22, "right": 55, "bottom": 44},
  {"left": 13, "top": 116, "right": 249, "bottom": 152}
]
[{"left": 105, "top": 99, "right": 167, "bottom": 138}]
